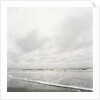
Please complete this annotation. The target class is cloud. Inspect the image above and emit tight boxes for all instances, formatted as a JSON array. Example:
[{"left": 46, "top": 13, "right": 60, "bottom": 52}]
[
  {"left": 7, "top": 7, "right": 93, "bottom": 68},
  {"left": 53, "top": 9, "right": 92, "bottom": 53},
  {"left": 16, "top": 30, "right": 47, "bottom": 53}
]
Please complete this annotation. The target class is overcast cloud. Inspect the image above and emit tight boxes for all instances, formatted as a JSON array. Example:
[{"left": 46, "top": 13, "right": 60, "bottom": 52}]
[{"left": 7, "top": 7, "right": 93, "bottom": 68}]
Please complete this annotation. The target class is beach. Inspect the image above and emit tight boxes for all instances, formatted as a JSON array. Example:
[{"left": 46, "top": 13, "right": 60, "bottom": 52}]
[
  {"left": 7, "top": 68, "right": 93, "bottom": 92},
  {"left": 7, "top": 77, "right": 92, "bottom": 92}
]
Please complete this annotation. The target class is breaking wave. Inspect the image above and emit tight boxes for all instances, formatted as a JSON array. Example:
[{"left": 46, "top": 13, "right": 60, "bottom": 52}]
[{"left": 8, "top": 75, "right": 93, "bottom": 91}]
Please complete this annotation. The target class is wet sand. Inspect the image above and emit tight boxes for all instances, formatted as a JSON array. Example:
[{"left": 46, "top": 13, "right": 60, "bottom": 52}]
[{"left": 7, "top": 77, "right": 92, "bottom": 92}]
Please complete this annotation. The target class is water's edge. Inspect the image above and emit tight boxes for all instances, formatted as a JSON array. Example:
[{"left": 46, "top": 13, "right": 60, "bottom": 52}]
[{"left": 8, "top": 75, "right": 93, "bottom": 92}]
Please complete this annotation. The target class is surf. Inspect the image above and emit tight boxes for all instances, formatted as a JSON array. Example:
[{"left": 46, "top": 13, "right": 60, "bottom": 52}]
[{"left": 8, "top": 75, "right": 93, "bottom": 92}]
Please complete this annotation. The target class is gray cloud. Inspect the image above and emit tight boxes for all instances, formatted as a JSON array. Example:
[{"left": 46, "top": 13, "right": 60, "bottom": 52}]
[
  {"left": 16, "top": 30, "right": 47, "bottom": 53},
  {"left": 53, "top": 10, "right": 92, "bottom": 54},
  {"left": 7, "top": 7, "right": 93, "bottom": 68}
]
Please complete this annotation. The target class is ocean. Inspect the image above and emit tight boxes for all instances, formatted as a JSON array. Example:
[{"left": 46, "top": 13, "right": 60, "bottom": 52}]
[{"left": 7, "top": 68, "right": 93, "bottom": 92}]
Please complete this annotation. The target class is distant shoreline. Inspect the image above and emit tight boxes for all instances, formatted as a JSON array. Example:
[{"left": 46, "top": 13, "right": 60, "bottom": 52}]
[{"left": 8, "top": 67, "right": 93, "bottom": 71}]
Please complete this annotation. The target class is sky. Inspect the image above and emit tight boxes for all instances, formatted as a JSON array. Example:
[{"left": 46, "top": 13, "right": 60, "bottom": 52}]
[{"left": 7, "top": 7, "right": 93, "bottom": 69}]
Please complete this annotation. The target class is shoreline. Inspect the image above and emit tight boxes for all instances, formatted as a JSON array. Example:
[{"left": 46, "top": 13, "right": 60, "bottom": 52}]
[{"left": 7, "top": 77, "right": 93, "bottom": 92}]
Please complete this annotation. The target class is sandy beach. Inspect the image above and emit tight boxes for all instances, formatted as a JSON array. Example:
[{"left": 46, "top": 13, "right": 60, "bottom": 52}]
[{"left": 7, "top": 77, "right": 92, "bottom": 92}]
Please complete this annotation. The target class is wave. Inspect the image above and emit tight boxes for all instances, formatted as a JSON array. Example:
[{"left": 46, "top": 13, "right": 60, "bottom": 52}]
[{"left": 8, "top": 75, "right": 93, "bottom": 91}]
